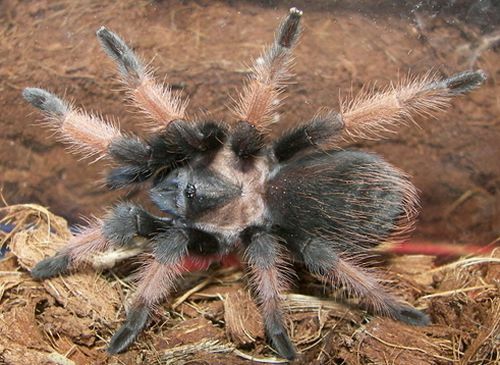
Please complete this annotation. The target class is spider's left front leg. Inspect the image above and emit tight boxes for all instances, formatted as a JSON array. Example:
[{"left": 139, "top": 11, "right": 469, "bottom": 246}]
[
  {"left": 242, "top": 228, "right": 296, "bottom": 360},
  {"left": 107, "top": 226, "right": 195, "bottom": 354}
]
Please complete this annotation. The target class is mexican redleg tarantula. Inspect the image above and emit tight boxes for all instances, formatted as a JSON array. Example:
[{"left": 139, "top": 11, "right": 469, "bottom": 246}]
[{"left": 23, "top": 8, "right": 485, "bottom": 360}]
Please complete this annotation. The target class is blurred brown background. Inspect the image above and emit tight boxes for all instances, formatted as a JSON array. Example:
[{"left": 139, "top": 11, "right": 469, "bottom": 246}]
[{"left": 1, "top": 0, "right": 499, "bottom": 244}]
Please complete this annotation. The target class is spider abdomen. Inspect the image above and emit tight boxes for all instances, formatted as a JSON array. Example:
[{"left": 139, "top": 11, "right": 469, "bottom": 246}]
[{"left": 266, "top": 150, "right": 419, "bottom": 253}]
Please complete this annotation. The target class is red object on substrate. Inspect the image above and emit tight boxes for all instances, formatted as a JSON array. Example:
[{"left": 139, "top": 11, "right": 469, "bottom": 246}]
[{"left": 381, "top": 240, "right": 497, "bottom": 257}]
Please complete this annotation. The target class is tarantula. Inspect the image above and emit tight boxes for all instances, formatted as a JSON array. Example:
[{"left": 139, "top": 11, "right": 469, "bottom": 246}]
[{"left": 23, "top": 8, "right": 485, "bottom": 360}]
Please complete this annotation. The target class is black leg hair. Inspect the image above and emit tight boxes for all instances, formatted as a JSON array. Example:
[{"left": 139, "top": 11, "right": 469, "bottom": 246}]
[
  {"left": 31, "top": 254, "right": 71, "bottom": 280},
  {"left": 273, "top": 111, "right": 344, "bottom": 162},
  {"left": 96, "top": 27, "right": 144, "bottom": 82},
  {"left": 276, "top": 7, "right": 302, "bottom": 48},
  {"left": 161, "top": 120, "right": 227, "bottom": 158},
  {"left": 105, "top": 120, "right": 227, "bottom": 189},
  {"left": 106, "top": 137, "right": 155, "bottom": 188},
  {"left": 300, "top": 238, "right": 429, "bottom": 326},
  {"left": 429, "top": 70, "right": 486, "bottom": 95},
  {"left": 108, "top": 137, "right": 151, "bottom": 165},
  {"left": 106, "top": 165, "right": 152, "bottom": 190},
  {"left": 23, "top": 88, "right": 69, "bottom": 116},
  {"left": 242, "top": 227, "right": 296, "bottom": 360},
  {"left": 107, "top": 306, "right": 150, "bottom": 354},
  {"left": 230, "top": 121, "right": 265, "bottom": 159},
  {"left": 101, "top": 202, "right": 172, "bottom": 245}
]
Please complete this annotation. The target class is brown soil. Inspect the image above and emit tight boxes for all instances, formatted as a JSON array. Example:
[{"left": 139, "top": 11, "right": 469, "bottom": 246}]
[{"left": 1, "top": 204, "right": 499, "bottom": 365}]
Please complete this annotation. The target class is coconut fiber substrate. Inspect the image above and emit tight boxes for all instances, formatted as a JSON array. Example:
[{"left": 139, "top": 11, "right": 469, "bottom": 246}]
[{"left": 0, "top": 204, "right": 498, "bottom": 365}]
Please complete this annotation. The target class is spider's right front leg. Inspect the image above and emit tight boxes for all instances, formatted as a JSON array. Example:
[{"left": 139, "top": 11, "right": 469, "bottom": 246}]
[{"left": 30, "top": 202, "right": 171, "bottom": 279}]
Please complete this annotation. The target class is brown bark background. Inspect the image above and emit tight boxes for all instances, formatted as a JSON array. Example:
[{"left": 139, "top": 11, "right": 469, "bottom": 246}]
[{"left": 1, "top": 0, "right": 499, "bottom": 245}]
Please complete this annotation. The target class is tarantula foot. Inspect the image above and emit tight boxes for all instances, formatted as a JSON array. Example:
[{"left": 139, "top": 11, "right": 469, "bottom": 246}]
[
  {"left": 267, "top": 325, "right": 297, "bottom": 360},
  {"left": 31, "top": 254, "right": 70, "bottom": 279},
  {"left": 392, "top": 304, "right": 430, "bottom": 326},
  {"left": 107, "top": 306, "right": 150, "bottom": 354},
  {"left": 443, "top": 70, "right": 486, "bottom": 95},
  {"left": 96, "top": 26, "right": 143, "bottom": 81},
  {"left": 289, "top": 7, "right": 303, "bottom": 17},
  {"left": 271, "top": 333, "right": 297, "bottom": 360},
  {"left": 22, "top": 87, "right": 68, "bottom": 117}
]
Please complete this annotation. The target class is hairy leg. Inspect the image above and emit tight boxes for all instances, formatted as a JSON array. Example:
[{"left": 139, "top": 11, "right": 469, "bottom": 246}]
[
  {"left": 23, "top": 88, "right": 123, "bottom": 161},
  {"left": 106, "top": 120, "right": 228, "bottom": 189},
  {"left": 229, "top": 121, "right": 264, "bottom": 159},
  {"left": 22, "top": 88, "right": 180, "bottom": 187},
  {"left": 339, "top": 70, "right": 486, "bottom": 142},
  {"left": 275, "top": 70, "right": 486, "bottom": 152},
  {"left": 31, "top": 202, "right": 171, "bottom": 279},
  {"left": 301, "top": 239, "right": 429, "bottom": 326},
  {"left": 107, "top": 258, "right": 184, "bottom": 354},
  {"left": 273, "top": 110, "right": 344, "bottom": 162},
  {"left": 232, "top": 7, "right": 302, "bottom": 132},
  {"left": 97, "top": 27, "right": 188, "bottom": 132},
  {"left": 108, "top": 227, "right": 194, "bottom": 353},
  {"left": 243, "top": 228, "right": 296, "bottom": 360}
]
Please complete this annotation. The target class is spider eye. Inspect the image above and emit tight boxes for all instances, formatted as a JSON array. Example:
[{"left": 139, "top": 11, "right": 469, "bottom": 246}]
[{"left": 185, "top": 183, "right": 196, "bottom": 199}]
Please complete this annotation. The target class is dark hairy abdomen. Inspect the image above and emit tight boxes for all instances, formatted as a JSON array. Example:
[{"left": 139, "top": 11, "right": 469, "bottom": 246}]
[{"left": 266, "top": 151, "right": 418, "bottom": 252}]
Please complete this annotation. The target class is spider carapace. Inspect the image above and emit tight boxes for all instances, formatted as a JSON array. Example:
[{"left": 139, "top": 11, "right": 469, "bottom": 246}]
[{"left": 23, "top": 8, "right": 485, "bottom": 360}]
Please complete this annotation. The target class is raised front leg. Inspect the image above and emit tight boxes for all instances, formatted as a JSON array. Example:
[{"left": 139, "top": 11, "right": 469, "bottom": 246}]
[
  {"left": 339, "top": 70, "right": 486, "bottom": 142},
  {"left": 242, "top": 228, "right": 296, "bottom": 360},
  {"left": 271, "top": 70, "right": 486, "bottom": 154},
  {"left": 233, "top": 7, "right": 302, "bottom": 131},
  {"left": 96, "top": 27, "right": 188, "bottom": 132}
]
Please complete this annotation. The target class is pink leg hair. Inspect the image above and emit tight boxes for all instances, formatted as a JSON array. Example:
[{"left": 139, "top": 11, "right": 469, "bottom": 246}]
[
  {"left": 96, "top": 27, "right": 188, "bottom": 132},
  {"left": 339, "top": 70, "right": 486, "bottom": 143},
  {"left": 283, "top": 70, "right": 485, "bottom": 152},
  {"left": 248, "top": 263, "right": 291, "bottom": 329},
  {"left": 132, "top": 257, "right": 183, "bottom": 310},
  {"left": 244, "top": 236, "right": 296, "bottom": 359},
  {"left": 326, "top": 257, "right": 397, "bottom": 314},
  {"left": 22, "top": 88, "right": 122, "bottom": 161},
  {"left": 60, "top": 219, "right": 111, "bottom": 267},
  {"left": 233, "top": 8, "right": 302, "bottom": 132},
  {"left": 132, "top": 253, "right": 240, "bottom": 307},
  {"left": 321, "top": 255, "right": 428, "bottom": 325},
  {"left": 57, "top": 108, "right": 122, "bottom": 161},
  {"left": 107, "top": 256, "right": 185, "bottom": 354},
  {"left": 131, "top": 75, "right": 188, "bottom": 132}
]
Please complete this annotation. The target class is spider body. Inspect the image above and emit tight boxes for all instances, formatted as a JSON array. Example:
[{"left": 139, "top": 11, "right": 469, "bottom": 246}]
[{"left": 23, "top": 8, "right": 485, "bottom": 360}]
